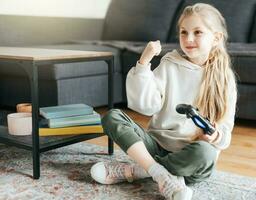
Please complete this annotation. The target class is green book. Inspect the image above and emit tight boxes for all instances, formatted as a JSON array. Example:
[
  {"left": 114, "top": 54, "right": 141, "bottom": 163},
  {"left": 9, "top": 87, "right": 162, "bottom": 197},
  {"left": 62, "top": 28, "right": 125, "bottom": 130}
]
[
  {"left": 40, "top": 104, "right": 93, "bottom": 119},
  {"left": 46, "top": 111, "right": 101, "bottom": 128}
]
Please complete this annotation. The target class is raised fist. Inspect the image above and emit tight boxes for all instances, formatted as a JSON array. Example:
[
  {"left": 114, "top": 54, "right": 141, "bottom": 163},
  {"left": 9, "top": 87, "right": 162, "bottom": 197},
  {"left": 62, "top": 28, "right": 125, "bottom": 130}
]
[
  {"left": 145, "top": 40, "right": 162, "bottom": 56},
  {"left": 139, "top": 40, "right": 162, "bottom": 65}
]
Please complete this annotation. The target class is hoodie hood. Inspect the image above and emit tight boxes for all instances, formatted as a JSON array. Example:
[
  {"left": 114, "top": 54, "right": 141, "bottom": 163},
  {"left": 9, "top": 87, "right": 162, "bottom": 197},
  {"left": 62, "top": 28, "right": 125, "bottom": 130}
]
[{"left": 161, "top": 49, "right": 203, "bottom": 70}]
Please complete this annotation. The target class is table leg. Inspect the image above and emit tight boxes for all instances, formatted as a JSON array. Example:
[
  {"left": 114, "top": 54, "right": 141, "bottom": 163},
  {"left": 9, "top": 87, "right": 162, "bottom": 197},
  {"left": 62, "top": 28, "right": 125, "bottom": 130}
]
[
  {"left": 106, "top": 57, "right": 114, "bottom": 155},
  {"left": 30, "top": 62, "right": 40, "bottom": 179},
  {"left": 108, "top": 137, "right": 114, "bottom": 155},
  {"left": 11, "top": 61, "right": 41, "bottom": 179}
]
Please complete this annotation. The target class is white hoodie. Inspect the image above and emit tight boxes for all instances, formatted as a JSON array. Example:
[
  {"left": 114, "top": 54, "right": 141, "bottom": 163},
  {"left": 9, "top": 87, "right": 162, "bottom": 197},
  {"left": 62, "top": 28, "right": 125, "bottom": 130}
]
[{"left": 126, "top": 50, "right": 237, "bottom": 152}]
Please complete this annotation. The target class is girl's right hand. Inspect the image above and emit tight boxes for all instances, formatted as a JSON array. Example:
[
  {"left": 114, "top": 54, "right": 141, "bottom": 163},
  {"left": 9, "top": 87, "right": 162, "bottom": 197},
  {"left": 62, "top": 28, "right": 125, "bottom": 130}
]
[{"left": 139, "top": 40, "right": 162, "bottom": 66}]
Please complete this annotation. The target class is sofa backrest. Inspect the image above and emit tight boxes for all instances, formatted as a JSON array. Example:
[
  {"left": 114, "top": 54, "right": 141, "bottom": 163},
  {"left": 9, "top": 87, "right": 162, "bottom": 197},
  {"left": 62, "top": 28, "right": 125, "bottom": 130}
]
[
  {"left": 167, "top": 0, "right": 256, "bottom": 43},
  {"left": 102, "top": 0, "right": 183, "bottom": 42},
  {"left": 103, "top": 0, "right": 256, "bottom": 43}
]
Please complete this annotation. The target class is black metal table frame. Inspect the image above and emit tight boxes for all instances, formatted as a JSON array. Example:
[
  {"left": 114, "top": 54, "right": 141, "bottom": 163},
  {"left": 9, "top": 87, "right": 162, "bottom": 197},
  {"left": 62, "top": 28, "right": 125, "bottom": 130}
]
[{"left": 0, "top": 54, "right": 114, "bottom": 179}]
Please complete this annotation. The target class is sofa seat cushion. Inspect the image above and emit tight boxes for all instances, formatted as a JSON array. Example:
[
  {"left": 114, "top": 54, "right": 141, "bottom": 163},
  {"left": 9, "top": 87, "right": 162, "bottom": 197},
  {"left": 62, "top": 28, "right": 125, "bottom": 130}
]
[
  {"left": 102, "top": 0, "right": 183, "bottom": 42},
  {"left": 0, "top": 43, "right": 122, "bottom": 80},
  {"left": 228, "top": 43, "right": 256, "bottom": 84},
  {"left": 168, "top": 0, "right": 256, "bottom": 43},
  {"left": 236, "top": 84, "right": 256, "bottom": 120}
]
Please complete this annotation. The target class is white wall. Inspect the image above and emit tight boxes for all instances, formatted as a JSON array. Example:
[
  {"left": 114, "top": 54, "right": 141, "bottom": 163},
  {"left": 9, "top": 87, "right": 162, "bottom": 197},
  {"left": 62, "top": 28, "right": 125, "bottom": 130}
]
[{"left": 0, "top": 0, "right": 111, "bottom": 18}]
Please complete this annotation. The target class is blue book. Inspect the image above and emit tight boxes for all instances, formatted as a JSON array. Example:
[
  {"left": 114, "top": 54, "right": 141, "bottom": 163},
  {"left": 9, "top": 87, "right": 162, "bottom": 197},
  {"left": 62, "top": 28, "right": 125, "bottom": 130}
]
[
  {"left": 40, "top": 104, "right": 93, "bottom": 119},
  {"left": 47, "top": 111, "right": 101, "bottom": 128}
]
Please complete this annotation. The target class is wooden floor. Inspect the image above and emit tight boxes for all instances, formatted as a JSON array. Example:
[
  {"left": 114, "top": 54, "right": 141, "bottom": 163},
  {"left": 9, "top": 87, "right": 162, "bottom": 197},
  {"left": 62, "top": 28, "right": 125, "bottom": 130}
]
[{"left": 87, "top": 107, "right": 256, "bottom": 177}]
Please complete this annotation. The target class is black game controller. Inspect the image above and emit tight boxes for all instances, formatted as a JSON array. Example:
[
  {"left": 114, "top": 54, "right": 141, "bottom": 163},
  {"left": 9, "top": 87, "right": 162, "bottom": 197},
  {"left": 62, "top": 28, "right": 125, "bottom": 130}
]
[{"left": 176, "top": 104, "right": 216, "bottom": 135}]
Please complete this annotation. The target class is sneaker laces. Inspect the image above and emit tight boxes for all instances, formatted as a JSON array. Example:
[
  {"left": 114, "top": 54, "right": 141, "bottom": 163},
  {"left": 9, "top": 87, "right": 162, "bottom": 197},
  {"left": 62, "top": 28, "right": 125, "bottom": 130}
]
[
  {"left": 106, "top": 162, "right": 134, "bottom": 183},
  {"left": 159, "top": 175, "right": 186, "bottom": 198}
]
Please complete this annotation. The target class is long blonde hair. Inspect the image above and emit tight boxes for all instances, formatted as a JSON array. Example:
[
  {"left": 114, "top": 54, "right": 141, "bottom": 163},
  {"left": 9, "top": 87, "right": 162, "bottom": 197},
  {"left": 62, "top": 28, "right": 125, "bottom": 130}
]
[{"left": 178, "top": 3, "right": 237, "bottom": 123}]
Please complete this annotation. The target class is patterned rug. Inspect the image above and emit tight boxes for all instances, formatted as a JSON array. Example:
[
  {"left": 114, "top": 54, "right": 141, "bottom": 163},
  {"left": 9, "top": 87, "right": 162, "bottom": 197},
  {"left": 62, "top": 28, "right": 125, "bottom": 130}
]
[{"left": 0, "top": 142, "right": 255, "bottom": 200}]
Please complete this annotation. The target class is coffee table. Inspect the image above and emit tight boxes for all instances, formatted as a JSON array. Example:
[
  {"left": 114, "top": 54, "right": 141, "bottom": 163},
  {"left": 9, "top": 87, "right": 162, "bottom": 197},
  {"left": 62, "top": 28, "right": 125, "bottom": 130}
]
[{"left": 0, "top": 47, "right": 114, "bottom": 179}]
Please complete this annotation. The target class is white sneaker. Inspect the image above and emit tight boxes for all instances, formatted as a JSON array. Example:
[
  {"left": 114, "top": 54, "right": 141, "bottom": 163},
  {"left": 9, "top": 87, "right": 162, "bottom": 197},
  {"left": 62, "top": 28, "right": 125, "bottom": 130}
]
[
  {"left": 90, "top": 162, "right": 135, "bottom": 184},
  {"left": 173, "top": 186, "right": 193, "bottom": 200}
]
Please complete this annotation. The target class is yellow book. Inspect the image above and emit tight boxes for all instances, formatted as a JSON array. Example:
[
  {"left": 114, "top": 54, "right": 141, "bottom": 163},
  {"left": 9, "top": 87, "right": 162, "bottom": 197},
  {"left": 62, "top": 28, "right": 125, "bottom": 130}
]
[{"left": 39, "top": 125, "right": 104, "bottom": 136}]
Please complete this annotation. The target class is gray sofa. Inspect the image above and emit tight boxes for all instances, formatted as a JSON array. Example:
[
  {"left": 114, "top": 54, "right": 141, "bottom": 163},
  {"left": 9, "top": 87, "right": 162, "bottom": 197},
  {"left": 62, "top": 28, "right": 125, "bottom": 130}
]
[{"left": 0, "top": 0, "right": 256, "bottom": 120}]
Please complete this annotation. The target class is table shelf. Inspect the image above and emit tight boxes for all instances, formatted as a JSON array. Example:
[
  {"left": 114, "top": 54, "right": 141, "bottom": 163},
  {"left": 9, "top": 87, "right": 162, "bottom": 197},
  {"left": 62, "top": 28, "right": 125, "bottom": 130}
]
[{"left": 0, "top": 125, "right": 104, "bottom": 152}]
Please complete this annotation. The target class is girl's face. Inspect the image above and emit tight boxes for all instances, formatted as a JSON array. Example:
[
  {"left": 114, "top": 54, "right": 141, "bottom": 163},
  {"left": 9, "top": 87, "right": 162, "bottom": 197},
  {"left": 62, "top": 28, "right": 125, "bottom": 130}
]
[{"left": 179, "top": 14, "right": 217, "bottom": 66}]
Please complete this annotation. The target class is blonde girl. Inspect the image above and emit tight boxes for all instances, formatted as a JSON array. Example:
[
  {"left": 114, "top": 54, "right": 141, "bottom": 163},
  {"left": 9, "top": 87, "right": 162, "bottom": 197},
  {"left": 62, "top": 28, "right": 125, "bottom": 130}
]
[{"left": 90, "top": 3, "right": 237, "bottom": 200}]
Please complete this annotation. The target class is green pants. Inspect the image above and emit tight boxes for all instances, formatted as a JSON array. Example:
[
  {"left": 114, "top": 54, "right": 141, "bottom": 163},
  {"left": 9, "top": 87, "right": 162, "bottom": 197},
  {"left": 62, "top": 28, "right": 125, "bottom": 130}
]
[{"left": 102, "top": 109, "right": 218, "bottom": 184}]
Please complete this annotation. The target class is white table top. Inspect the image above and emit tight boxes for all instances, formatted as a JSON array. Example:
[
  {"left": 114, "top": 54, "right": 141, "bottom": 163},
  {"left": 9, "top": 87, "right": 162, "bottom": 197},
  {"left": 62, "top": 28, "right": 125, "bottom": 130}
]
[{"left": 0, "top": 47, "right": 113, "bottom": 61}]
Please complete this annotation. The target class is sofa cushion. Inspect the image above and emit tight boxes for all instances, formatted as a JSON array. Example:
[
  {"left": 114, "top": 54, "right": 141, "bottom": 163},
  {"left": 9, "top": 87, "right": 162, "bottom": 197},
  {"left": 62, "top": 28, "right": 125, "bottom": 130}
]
[
  {"left": 168, "top": 0, "right": 256, "bottom": 43},
  {"left": 228, "top": 43, "right": 256, "bottom": 84},
  {"left": 102, "top": 0, "right": 183, "bottom": 42},
  {"left": 236, "top": 84, "right": 256, "bottom": 120},
  {"left": 0, "top": 43, "right": 122, "bottom": 80}
]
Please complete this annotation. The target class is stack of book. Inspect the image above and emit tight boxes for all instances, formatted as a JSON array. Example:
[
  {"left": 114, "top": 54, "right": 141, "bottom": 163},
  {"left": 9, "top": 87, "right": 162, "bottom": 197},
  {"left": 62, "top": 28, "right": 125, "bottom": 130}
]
[{"left": 39, "top": 104, "right": 103, "bottom": 136}]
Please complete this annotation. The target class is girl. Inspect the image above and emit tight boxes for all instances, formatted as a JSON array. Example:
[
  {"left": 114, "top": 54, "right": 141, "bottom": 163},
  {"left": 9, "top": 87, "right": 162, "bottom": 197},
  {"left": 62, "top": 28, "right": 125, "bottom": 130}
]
[{"left": 90, "top": 3, "right": 237, "bottom": 200}]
